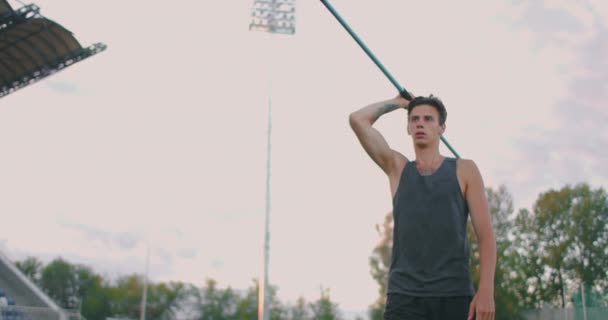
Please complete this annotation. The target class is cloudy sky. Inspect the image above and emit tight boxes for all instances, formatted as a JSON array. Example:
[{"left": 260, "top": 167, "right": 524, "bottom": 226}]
[{"left": 1, "top": 0, "right": 607, "bottom": 318}]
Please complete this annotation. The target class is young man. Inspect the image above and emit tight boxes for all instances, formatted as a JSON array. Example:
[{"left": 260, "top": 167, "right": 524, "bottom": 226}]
[{"left": 349, "top": 94, "right": 496, "bottom": 320}]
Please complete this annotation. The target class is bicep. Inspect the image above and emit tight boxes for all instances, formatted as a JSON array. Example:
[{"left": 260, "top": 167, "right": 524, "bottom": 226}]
[{"left": 350, "top": 120, "right": 405, "bottom": 174}]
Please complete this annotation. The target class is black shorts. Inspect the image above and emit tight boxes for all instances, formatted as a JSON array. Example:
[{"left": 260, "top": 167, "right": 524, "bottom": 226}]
[{"left": 383, "top": 293, "right": 473, "bottom": 320}]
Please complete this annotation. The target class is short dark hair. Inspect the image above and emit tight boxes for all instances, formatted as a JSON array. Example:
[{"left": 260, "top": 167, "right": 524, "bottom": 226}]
[{"left": 407, "top": 95, "right": 447, "bottom": 125}]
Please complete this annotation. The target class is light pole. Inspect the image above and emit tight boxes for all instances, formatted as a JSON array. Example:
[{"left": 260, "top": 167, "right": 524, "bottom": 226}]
[
  {"left": 249, "top": 1, "right": 296, "bottom": 320},
  {"left": 140, "top": 244, "right": 150, "bottom": 320}
]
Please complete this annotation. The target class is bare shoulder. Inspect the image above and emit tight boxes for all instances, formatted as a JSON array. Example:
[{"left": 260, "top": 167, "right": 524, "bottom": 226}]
[
  {"left": 456, "top": 158, "right": 483, "bottom": 192},
  {"left": 456, "top": 158, "right": 480, "bottom": 176}
]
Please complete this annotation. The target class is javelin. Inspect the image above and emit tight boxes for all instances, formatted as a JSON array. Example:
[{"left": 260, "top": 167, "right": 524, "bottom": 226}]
[{"left": 320, "top": 0, "right": 460, "bottom": 158}]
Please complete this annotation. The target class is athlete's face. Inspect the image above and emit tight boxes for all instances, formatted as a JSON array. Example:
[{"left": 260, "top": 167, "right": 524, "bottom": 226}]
[{"left": 407, "top": 105, "right": 445, "bottom": 147}]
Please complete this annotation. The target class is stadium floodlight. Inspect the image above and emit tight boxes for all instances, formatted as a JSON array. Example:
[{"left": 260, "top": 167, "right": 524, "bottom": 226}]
[
  {"left": 249, "top": 1, "right": 296, "bottom": 320},
  {"left": 250, "top": 0, "right": 296, "bottom": 35}
]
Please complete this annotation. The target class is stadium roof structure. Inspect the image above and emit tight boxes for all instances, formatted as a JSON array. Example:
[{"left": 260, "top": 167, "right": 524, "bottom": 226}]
[{"left": 0, "top": 0, "right": 106, "bottom": 98}]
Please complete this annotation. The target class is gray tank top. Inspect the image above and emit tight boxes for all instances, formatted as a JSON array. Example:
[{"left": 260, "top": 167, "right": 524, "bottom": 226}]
[{"left": 388, "top": 157, "right": 475, "bottom": 296}]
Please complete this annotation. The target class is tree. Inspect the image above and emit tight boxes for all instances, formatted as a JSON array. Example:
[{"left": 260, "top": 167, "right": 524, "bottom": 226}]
[
  {"left": 368, "top": 211, "right": 392, "bottom": 320},
  {"left": 230, "top": 279, "right": 286, "bottom": 320},
  {"left": 564, "top": 185, "right": 608, "bottom": 288},
  {"left": 75, "top": 266, "right": 112, "bottom": 320},
  {"left": 288, "top": 297, "right": 310, "bottom": 320},
  {"left": 40, "top": 257, "right": 81, "bottom": 309},
  {"left": 147, "top": 281, "right": 191, "bottom": 320},
  {"left": 531, "top": 183, "right": 608, "bottom": 306},
  {"left": 198, "top": 278, "right": 239, "bottom": 320},
  {"left": 309, "top": 288, "right": 342, "bottom": 320},
  {"left": 268, "top": 289, "right": 287, "bottom": 320},
  {"left": 535, "top": 187, "right": 574, "bottom": 306},
  {"left": 37, "top": 257, "right": 114, "bottom": 318},
  {"left": 107, "top": 274, "right": 190, "bottom": 320},
  {"left": 234, "top": 280, "right": 257, "bottom": 320},
  {"left": 510, "top": 208, "right": 545, "bottom": 309},
  {"left": 108, "top": 274, "right": 146, "bottom": 319},
  {"left": 19, "top": 257, "right": 113, "bottom": 319},
  {"left": 15, "top": 256, "right": 43, "bottom": 284}
]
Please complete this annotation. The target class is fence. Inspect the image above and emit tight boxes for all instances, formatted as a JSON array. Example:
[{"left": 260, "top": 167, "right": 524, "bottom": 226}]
[
  {"left": 521, "top": 307, "right": 608, "bottom": 320},
  {"left": 0, "top": 305, "right": 82, "bottom": 320}
]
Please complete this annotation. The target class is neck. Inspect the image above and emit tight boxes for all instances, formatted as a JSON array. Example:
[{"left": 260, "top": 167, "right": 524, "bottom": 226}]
[{"left": 414, "top": 146, "right": 441, "bottom": 166}]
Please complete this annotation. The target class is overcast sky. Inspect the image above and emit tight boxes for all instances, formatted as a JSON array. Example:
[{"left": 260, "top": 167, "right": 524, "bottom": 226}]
[{"left": 1, "top": 0, "right": 607, "bottom": 318}]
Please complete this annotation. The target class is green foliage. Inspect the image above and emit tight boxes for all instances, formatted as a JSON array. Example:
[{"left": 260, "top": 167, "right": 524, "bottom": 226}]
[
  {"left": 368, "top": 211, "right": 392, "bottom": 318},
  {"left": 309, "top": 288, "right": 342, "bottom": 320},
  {"left": 527, "top": 183, "right": 608, "bottom": 307},
  {"left": 107, "top": 275, "right": 145, "bottom": 318},
  {"left": 17, "top": 258, "right": 190, "bottom": 320},
  {"left": 23, "top": 257, "right": 114, "bottom": 319},
  {"left": 198, "top": 278, "right": 239, "bottom": 320},
  {"left": 40, "top": 257, "right": 84, "bottom": 309},
  {"left": 15, "top": 255, "right": 347, "bottom": 320},
  {"left": 509, "top": 208, "right": 545, "bottom": 309},
  {"left": 76, "top": 269, "right": 112, "bottom": 320},
  {"left": 234, "top": 279, "right": 258, "bottom": 320},
  {"left": 15, "top": 256, "right": 43, "bottom": 284},
  {"left": 367, "top": 305, "right": 384, "bottom": 320},
  {"left": 288, "top": 297, "right": 310, "bottom": 320},
  {"left": 149, "top": 281, "right": 191, "bottom": 320},
  {"left": 196, "top": 278, "right": 287, "bottom": 320}
]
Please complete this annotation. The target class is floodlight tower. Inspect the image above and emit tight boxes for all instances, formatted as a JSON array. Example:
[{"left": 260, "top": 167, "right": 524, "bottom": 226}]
[{"left": 249, "top": 1, "right": 296, "bottom": 320}]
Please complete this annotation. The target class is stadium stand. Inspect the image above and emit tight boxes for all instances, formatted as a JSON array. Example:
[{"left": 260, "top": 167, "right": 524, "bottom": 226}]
[
  {"left": 0, "top": 248, "right": 71, "bottom": 320},
  {"left": 0, "top": 292, "right": 30, "bottom": 320},
  {"left": 0, "top": 0, "right": 106, "bottom": 98}
]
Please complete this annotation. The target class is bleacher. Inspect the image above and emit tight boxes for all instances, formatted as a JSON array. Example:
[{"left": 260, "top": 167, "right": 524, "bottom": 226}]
[
  {"left": 0, "top": 249, "right": 73, "bottom": 320},
  {"left": 1, "top": 289, "right": 29, "bottom": 320}
]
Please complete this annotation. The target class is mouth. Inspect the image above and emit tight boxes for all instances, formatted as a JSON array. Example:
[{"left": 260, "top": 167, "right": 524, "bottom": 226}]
[{"left": 415, "top": 132, "right": 426, "bottom": 138}]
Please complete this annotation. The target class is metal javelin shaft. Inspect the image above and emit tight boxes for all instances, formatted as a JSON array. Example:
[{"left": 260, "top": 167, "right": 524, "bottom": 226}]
[{"left": 320, "top": 0, "right": 460, "bottom": 158}]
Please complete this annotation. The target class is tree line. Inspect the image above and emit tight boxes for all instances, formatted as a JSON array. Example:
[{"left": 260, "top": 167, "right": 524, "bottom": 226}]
[
  {"left": 368, "top": 183, "right": 608, "bottom": 320},
  {"left": 14, "top": 256, "right": 350, "bottom": 320}
]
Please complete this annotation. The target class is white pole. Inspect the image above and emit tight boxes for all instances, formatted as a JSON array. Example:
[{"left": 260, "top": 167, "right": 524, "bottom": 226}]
[
  {"left": 260, "top": 33, "right": 273, "bottom": 320},
  {"left": 140, "top": 245, "right": 150, "bottom": 320},
  {"left": 563, "top": 281, "right": 568, "bottom": 320},
  {"left": 250, "top": 2, "right": 296, "bottom": 319},
  {"left": 258, "top": 96, "right": 272, "bottom": 320},
  {"left": 581, "top": 283, "right": 587, "bottom": 320},
  {"left": 258, "top": 92, "right": 272, "bottom": 320}
]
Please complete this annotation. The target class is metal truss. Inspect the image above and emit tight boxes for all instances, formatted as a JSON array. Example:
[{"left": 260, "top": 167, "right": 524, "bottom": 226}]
[
  {"left": 0, "top": 42, "right": 106, "bottom": 98},
  {"left": 0, "top": 3, "right": 39, "bottom": 28},
  {"left": 0, "top": 0, "right": 106, "bottom": 98}
]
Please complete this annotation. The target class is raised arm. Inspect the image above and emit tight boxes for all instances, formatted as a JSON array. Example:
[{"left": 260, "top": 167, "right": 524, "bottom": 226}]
[{"left": 349, "top": 95, "right": 409, "bottom": 175}]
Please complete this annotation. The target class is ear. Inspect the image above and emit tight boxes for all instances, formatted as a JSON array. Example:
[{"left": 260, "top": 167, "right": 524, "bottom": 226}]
[
  {"left": 407, "top": 123, "right": 412, "bottom": 135},
  {"left": 439, "top": 123, "right": 446, "bottom": 135}
]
